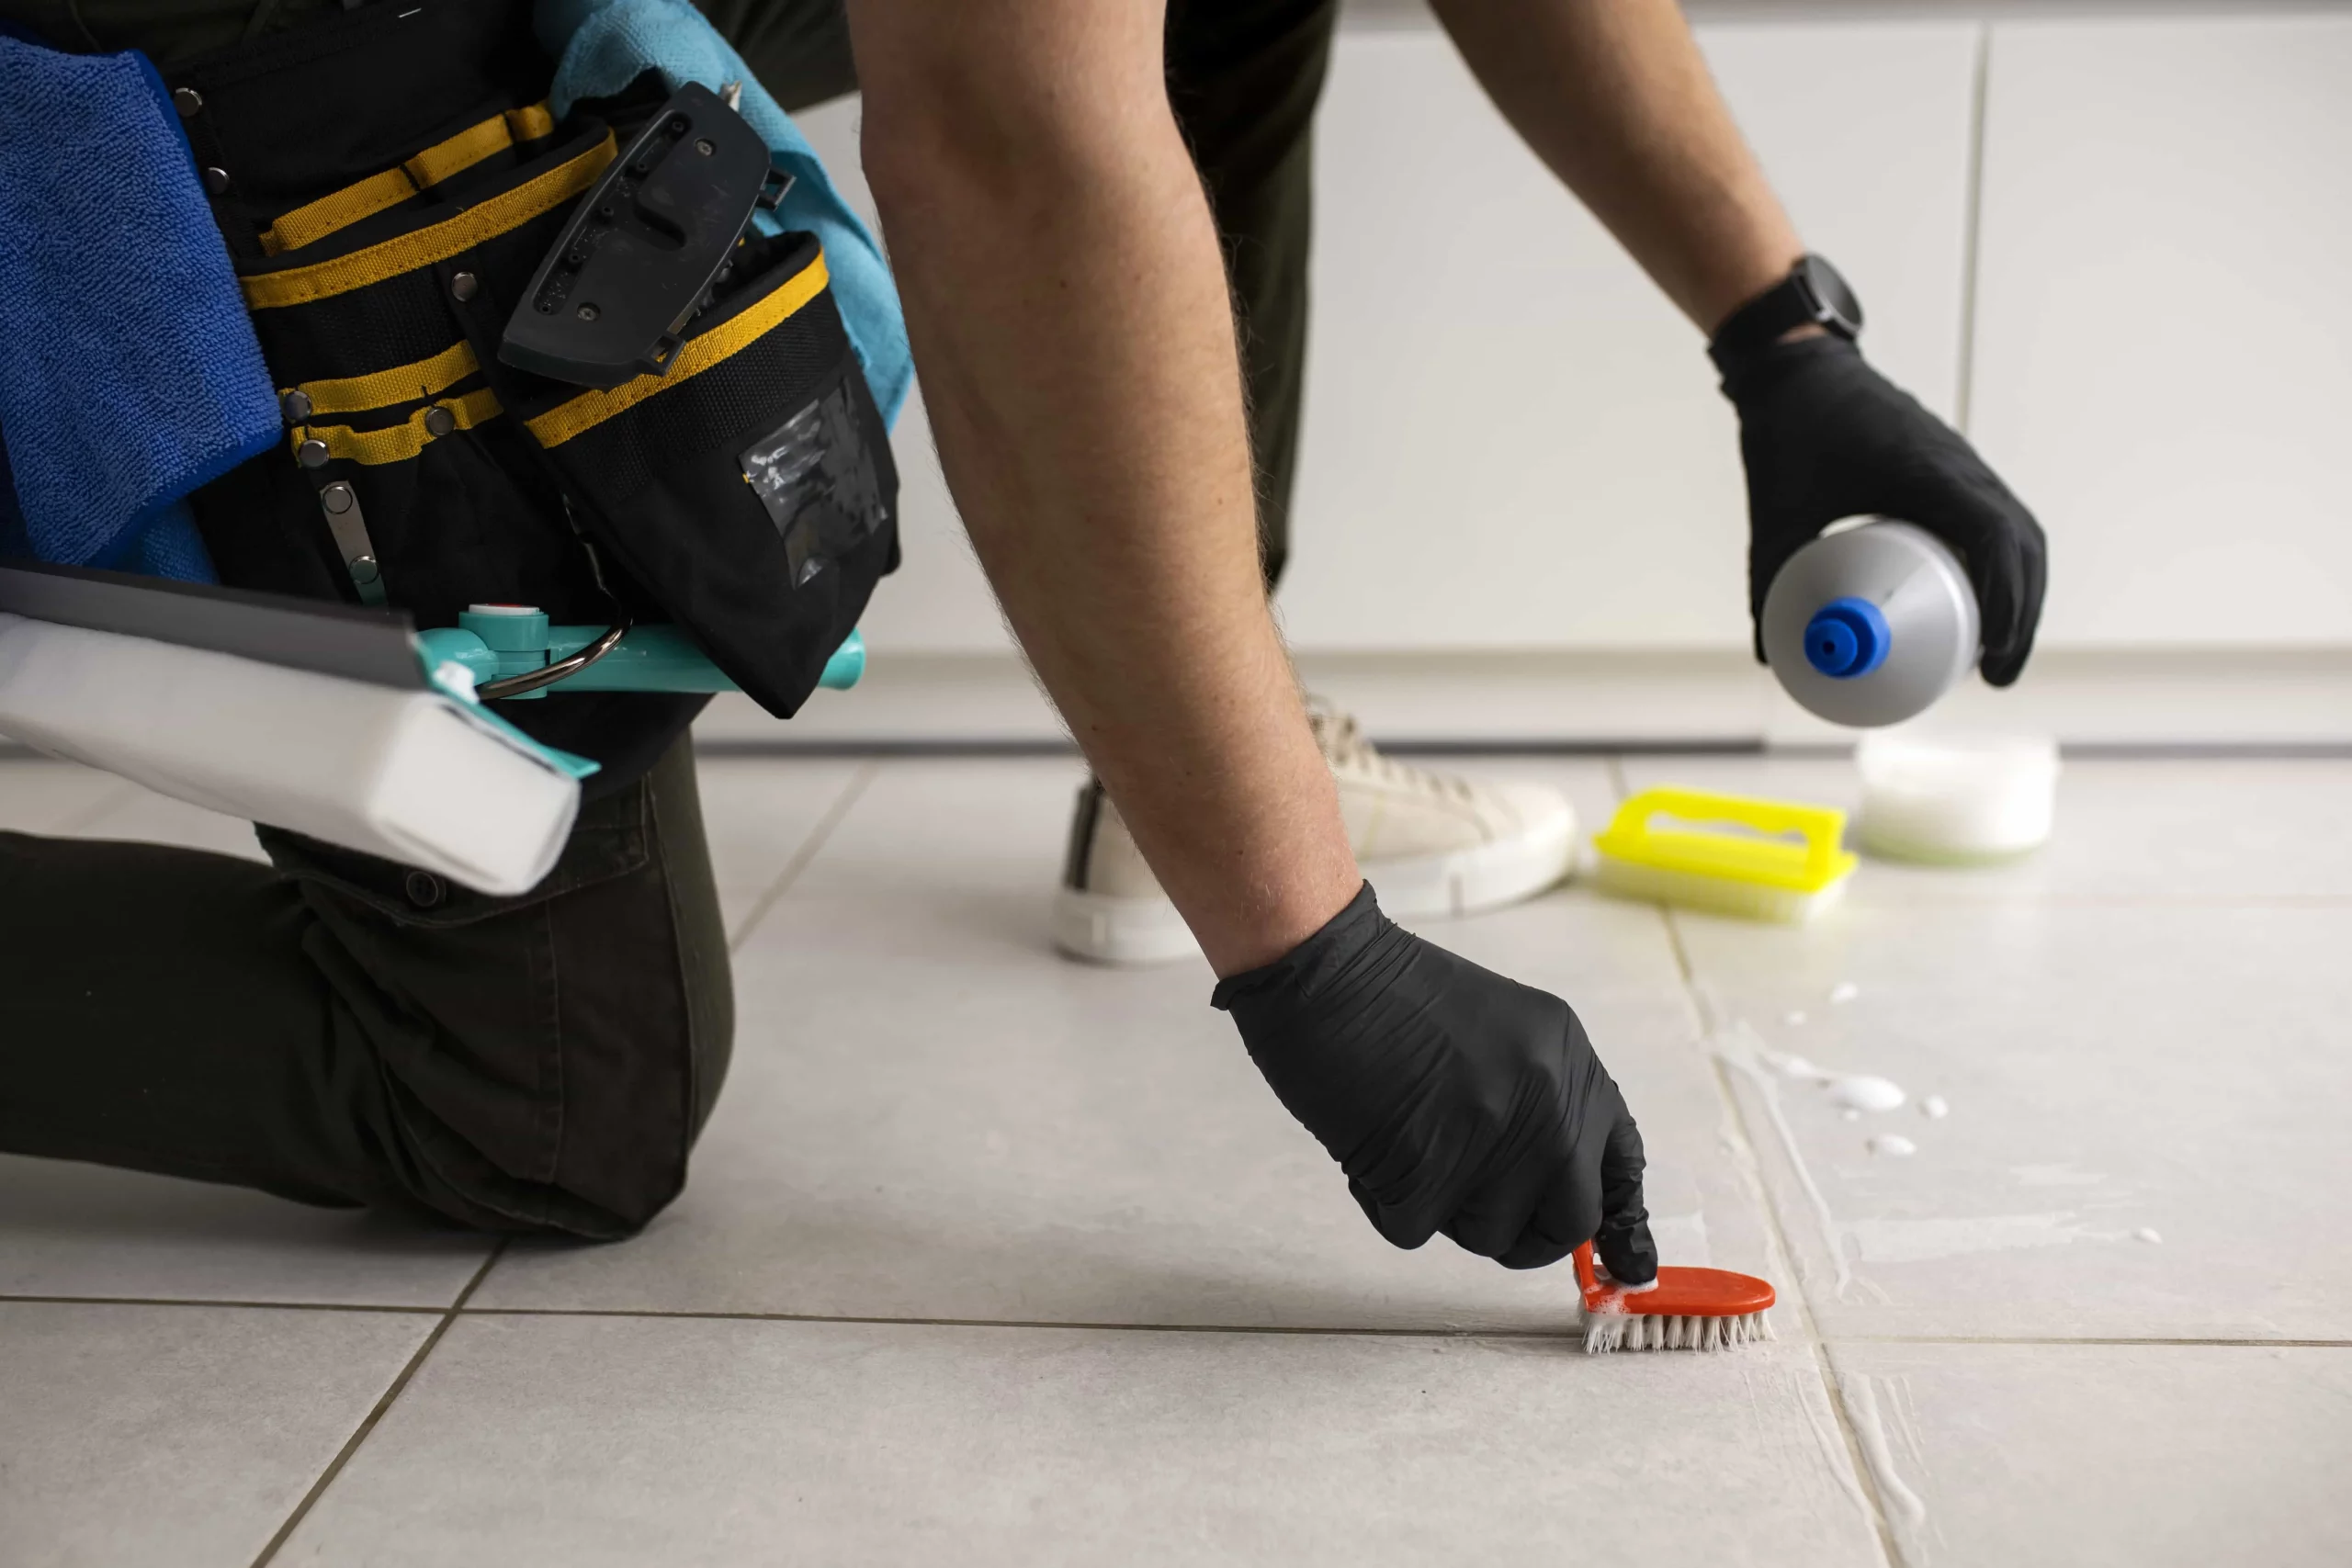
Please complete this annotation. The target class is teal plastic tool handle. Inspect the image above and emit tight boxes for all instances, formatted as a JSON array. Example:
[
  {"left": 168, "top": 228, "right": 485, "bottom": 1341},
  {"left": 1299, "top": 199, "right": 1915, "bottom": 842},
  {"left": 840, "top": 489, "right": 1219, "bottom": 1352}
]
[{"left": 416, "top": 622, "right": 864, "bottom": 695}]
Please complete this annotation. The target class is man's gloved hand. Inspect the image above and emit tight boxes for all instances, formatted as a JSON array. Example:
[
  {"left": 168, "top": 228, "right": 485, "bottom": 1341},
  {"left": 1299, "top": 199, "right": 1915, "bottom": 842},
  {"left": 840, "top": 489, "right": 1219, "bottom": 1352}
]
[
  {"left": 1211, "top": 884, "right": 1657, "bottom": 1281},
  {"left": 1722, "top": 333, "right": 2049, "bottom": 687}
]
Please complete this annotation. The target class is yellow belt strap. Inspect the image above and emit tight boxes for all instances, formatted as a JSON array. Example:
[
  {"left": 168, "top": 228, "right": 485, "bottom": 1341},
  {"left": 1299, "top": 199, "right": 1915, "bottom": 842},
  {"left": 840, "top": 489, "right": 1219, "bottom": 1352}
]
[
  {"left": 291, "top": 386, "right": 505, "bottom": 466},
  {"left": 243, "top": 132, "right": 616, "bottom": 310},
  {"left": 289, "top": 339, "right": 481, "bottom": 418},
  {"left": 526, "top": 254, "right": 832, "bottom": 449},
  {"left": 257, "top": 100, "right": 560, "bottom": 258}
]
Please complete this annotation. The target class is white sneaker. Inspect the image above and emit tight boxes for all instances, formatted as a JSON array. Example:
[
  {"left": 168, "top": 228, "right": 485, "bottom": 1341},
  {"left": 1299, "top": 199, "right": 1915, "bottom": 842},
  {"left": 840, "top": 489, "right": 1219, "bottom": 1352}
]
[{"left": 1053, "top": 702, "right": 1577, "bottom": 964}]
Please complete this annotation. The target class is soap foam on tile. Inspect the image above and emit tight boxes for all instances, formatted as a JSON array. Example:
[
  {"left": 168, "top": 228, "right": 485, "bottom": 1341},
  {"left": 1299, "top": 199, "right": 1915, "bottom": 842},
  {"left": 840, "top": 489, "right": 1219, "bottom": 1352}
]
[
  {"left": 1719, "top": 1021, "right": 1862, "bottom": 1301},
  {"left": 1758, "top": 1048, "right": 1907, "bottom": 1114},
  {"left": 1795, "top": 1367, "right": 1882, "bottom": 1534},
  {"left": 1841, "top": 1373, "right": 1928, "bottom": 1541},
  {"left": 1826, "top": 1075, "right": 1905, "bottom": 1113}
]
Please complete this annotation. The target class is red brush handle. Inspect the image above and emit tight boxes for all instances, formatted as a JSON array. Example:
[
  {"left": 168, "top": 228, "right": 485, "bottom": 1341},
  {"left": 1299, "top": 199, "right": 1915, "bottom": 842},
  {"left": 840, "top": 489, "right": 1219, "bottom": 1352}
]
[
  {"left": 1572, "top": 1239, "right": 1775, "bottom": 1318},
  {"left": 1572, "top": 1239, "right": 1601, "bottom": 1301}
]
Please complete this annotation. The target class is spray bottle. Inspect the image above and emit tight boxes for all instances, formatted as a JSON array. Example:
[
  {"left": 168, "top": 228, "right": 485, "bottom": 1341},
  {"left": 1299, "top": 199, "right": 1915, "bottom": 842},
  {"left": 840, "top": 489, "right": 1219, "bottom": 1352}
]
[{"left": 1759, "top": 520, "right": 1980, "bottom": 728}]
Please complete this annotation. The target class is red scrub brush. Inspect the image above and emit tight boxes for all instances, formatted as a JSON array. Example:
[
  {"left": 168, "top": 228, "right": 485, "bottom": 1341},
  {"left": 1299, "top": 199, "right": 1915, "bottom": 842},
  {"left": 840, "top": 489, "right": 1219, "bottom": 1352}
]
[{"left": 1574, "top": 1241, "right": 1778, "bottom": 1354}]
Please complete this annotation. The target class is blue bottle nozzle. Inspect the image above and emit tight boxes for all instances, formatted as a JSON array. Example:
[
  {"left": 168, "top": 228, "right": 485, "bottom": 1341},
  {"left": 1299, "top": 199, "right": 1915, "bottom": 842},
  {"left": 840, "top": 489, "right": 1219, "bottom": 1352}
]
[{"left": 1802, "top": 596, "right": 1891, "bottom": 680}]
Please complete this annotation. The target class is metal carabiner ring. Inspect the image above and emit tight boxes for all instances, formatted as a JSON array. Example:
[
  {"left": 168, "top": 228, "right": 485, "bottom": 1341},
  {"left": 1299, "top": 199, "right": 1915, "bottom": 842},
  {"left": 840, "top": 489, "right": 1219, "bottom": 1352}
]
[{"left": 473, "top": 622, "right": 630, "bottom": 701}]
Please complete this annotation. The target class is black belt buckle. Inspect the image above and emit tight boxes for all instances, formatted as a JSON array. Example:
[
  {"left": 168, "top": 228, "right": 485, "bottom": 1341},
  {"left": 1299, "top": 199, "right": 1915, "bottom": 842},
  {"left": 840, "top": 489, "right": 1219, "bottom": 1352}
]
[{"left": 499, "top": 82, "right": 790, "bottom": 389}]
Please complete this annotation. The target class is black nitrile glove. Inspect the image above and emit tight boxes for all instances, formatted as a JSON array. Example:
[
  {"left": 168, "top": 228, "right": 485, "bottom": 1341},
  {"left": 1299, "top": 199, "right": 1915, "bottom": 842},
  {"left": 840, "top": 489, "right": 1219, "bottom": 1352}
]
[
  {"left": 1722, "top": 333, "right": 2049, "bottom": 687},
  {"left": 1212, "top": 884, "right": 1657, "bottom": 1281}
]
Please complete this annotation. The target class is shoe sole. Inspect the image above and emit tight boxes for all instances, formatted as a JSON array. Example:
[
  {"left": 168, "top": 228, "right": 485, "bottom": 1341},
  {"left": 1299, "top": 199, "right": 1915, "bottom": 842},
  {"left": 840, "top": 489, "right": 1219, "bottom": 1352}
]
[{"left": 1052, "top": 805, "right": 1579, "bottom": 966}]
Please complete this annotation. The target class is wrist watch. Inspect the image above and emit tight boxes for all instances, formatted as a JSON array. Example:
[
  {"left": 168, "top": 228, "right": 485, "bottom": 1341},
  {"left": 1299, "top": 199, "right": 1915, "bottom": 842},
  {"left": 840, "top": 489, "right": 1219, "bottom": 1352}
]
[{"left": 1708, "top": 254, "right": 1864, "bottom": 374}]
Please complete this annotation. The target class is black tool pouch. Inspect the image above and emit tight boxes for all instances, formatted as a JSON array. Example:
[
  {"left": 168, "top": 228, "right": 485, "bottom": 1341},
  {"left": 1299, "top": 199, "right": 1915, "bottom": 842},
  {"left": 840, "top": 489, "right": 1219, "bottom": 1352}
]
[
  {"left": 199, "top": 60, "right": 897, "bottom": 721},
  {"left": 504, "top": 227, "right": 899, "bottom": 718},
  {"left": 207, "top": 118, "right": 635, "bottom": 629}
]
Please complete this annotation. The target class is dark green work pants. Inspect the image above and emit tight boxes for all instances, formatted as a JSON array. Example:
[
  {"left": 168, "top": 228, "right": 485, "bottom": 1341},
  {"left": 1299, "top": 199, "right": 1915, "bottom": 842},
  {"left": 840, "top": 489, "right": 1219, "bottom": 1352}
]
[
  {"left": 0, "top": 741, "right": 732, "bottom": 1239},
  {"left": 0, "top": 0, "right": 1339, "bottom": 1235}
]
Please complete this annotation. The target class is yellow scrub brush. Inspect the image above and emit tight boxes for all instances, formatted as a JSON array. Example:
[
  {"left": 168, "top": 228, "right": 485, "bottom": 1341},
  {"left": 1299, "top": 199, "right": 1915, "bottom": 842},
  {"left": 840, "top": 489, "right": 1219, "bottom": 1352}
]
[{"left": 1589, "top": 786, "right": 1856, "bottom": 923}]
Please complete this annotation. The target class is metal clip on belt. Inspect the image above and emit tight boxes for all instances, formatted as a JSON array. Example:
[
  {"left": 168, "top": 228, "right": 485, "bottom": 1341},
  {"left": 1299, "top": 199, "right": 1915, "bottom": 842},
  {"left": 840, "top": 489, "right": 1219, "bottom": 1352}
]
[{"left": 415, "top": 607, "right": 866, "bottom": 700}]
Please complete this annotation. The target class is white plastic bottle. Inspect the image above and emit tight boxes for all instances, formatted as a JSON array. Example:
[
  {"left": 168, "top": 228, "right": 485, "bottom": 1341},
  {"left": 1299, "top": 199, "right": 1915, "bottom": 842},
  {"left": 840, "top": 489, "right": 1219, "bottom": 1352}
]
[{"left": 1759, "top": 520, "right": 1980, "bottom": 728}]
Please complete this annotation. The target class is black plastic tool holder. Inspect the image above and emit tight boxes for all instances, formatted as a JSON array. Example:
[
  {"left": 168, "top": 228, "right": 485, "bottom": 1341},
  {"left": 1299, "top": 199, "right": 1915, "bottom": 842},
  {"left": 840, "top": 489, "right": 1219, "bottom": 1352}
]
[{"left": 499, "top": 82, "right": 789, "bottom": 389}]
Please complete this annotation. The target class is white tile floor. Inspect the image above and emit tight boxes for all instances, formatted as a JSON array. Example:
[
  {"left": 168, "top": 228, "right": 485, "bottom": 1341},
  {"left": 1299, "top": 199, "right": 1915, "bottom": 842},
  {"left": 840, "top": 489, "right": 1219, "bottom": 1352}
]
[{"left": 3, "top": 750, "right": 2348, "bottom": 1566}]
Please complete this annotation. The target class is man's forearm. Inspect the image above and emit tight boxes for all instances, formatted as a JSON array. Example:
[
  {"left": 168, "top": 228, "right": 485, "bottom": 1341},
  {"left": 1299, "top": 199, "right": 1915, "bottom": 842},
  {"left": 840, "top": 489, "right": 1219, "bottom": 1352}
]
[
  {"left": 850, "top": 0, "right": 1359, "bottom": 976},
  {"left": 1431, "top": 0, "right": 1802, "bottom": 333}
]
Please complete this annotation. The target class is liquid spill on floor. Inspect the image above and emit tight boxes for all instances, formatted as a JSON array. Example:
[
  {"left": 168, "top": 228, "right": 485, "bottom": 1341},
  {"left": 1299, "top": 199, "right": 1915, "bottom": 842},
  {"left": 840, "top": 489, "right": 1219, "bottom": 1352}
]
[
  {"left": 1757, "top": 1048, "right": 1907, "bottom": 1113},
  {"left": 1868, "top": 1134, "right": 1917, "bottom": 1157},
  {"left": 1842, "top": 1371, "right": 1937, "bottom": 1563},
  {"left": 1719, "top": 1021, "right": 1865, "bottom": 1302},
  {"left": 1842, "top": 1372, "right": 1930, "bottom": 1537}
]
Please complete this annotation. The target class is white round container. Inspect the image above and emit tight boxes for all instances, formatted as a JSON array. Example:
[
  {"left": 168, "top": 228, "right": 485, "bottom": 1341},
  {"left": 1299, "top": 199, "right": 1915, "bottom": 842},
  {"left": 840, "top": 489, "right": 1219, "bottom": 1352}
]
[{"left": 1853, "top": 733, "right": 2060, "bottom": 863}]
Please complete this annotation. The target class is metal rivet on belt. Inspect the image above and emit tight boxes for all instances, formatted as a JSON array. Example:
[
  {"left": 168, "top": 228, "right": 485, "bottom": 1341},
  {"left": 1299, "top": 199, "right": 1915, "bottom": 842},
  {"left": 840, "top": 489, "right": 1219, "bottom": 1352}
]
[
  {"left": 172, "top": 86, "right": 203, "bottom": 118},
  {"left": 423, "top": 405, "right": 457, "bottom": 438},
  {"left": 321, "top": 481, "right": 356, "bottom": 515},
  {"left": 279, "top": 389, "right": 312, "bottom": 424},
  {"left": 296, "top": 437, "right": 330, "bottom": 468},
  {"left": 201, "top": 165, "right": 232, "bottom": 195},
  {"left": 449, "top": 270, "right": 480, "bottom": 302}
]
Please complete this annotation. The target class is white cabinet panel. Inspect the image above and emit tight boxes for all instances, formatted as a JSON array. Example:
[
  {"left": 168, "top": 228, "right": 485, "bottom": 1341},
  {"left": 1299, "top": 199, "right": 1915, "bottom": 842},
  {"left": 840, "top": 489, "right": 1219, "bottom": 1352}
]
[
  {"left": 1282, "top": 21, "right": 1981, "bottom": 650},
  {"left": 1970, "top": 16, "right": 2352, "bottom": 647}
]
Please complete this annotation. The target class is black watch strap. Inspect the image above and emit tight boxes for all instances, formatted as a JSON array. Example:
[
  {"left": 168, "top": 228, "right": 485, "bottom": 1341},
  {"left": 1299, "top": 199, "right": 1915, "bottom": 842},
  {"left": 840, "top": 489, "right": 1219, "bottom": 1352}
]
[{"left": 1708, "top": 254, "right": 1864, "bottom": 375}]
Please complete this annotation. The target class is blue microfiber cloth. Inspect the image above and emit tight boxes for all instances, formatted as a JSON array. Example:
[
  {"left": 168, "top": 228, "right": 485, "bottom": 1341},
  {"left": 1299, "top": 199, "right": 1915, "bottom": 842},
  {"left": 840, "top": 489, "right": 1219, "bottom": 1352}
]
[
  {"left": 0, "top": 32, "right": 281, "bottom": 582},
  {"left": 537, "top": 0, "right": 912, "bottom": 428}
]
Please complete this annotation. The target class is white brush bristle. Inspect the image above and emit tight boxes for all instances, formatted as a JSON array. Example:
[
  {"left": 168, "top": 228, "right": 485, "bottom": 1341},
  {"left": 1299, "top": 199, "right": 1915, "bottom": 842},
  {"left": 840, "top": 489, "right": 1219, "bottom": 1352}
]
[{"left": 1582, "top": 1309, "right": 1774, "bottom": 1355}]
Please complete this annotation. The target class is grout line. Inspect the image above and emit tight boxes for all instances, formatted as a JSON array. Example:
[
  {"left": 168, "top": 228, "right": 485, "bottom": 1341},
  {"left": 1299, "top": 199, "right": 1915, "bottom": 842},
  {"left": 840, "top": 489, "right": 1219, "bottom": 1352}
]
[
  {"left": 0, "top": 1293, "right": 442, "bottom": 1314},
  {"left": 12, "top": 1290, "right": 2330, "bottom": 1350},
  {"left": 1830, "top": 1334, "right": 2352, "bottom": 1349},
  {"left": 724, "top": 759, "right": 879, "bottom": 953},
  {"left": 246, "top": 1241, "right": 508, "bottom": 1568},
  {"left": 1953, "top": 20, "right": 1994, "bottom": 434},
  {"left": 455, "top": 1305, "right": 2352, "bottom": 1351},
  {"left": 459, "top": 1304, "right": 1599, "bottom": 1342},
  {"left": 1659, "top": 906, "right": 1906, "bottom": 1568}
]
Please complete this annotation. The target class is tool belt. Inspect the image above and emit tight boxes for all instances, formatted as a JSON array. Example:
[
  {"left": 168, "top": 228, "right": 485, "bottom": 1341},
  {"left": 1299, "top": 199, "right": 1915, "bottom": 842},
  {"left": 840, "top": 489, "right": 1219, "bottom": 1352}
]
[{"left": 174, "top": 0, "right": 898, "bottom": 722}]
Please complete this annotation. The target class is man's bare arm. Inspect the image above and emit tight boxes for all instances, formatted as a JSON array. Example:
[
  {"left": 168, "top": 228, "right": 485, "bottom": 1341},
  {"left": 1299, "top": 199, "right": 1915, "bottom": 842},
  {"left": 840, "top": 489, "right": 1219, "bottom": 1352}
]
[
  {"left": 1430, "top": 0, "right": 1804, "bottom": 333},
  {"left": 848, "top": 0, "right": 1358, "bottom": 976}
]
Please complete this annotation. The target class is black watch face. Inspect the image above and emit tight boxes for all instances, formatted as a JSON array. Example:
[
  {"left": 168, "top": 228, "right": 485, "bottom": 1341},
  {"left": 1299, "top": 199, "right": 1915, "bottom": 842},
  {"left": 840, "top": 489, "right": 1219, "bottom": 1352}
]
[{"left": 1798, "top": 255, "right": 1864, "bottom": 339}]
